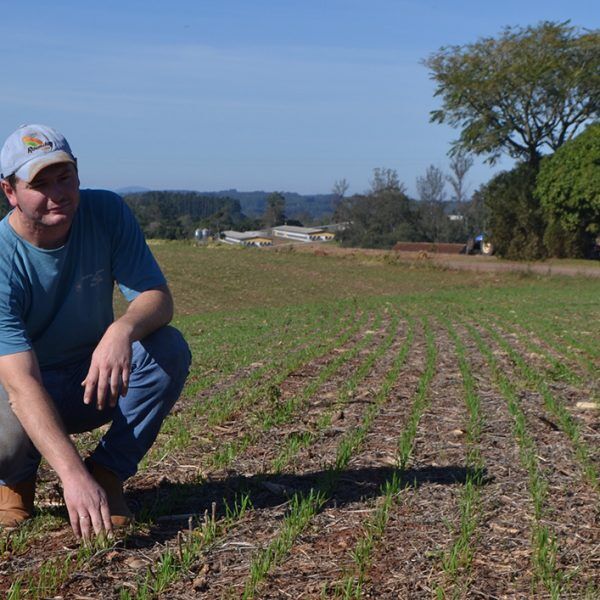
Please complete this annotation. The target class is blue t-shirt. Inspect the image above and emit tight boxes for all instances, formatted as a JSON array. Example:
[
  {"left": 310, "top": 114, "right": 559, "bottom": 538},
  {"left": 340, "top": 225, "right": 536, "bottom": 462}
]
[{"left": 0, "top": 189, "right": 166, "bottom": 369}]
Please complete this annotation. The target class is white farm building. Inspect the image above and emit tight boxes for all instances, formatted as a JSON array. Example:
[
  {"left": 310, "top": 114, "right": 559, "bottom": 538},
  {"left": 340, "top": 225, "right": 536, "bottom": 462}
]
[
  {"left": 221, "top": 230, "right": 273, "bottom": 247},
  {"left": 271, "top": 225, "right": 335, "bottom": 242}
]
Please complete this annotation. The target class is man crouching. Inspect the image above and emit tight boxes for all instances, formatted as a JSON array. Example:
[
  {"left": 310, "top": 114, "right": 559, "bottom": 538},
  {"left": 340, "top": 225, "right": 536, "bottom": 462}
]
[{"left": 0, "top": 124, "right": 191, "bottom": 540}]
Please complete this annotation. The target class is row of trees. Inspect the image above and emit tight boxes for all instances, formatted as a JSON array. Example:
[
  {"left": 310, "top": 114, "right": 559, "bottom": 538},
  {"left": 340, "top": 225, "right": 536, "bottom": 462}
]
[
  {"left": 332, "top": 160, "right": 486, "bottom": 249},
  {"left": 124, "top": 189, "right": 318, "bottom": 238},
  {"left": 123, "top": 191, "right": 248, "bottom": 239}
]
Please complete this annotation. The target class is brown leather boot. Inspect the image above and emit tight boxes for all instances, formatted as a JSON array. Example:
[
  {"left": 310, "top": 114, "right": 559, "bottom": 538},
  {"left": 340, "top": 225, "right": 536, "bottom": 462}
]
[
  {"left": 0, "top": 477, "right": 36, "bottom": 528},
  {"left": 85, "top": 459, "right": 133, "bottom": 528}
]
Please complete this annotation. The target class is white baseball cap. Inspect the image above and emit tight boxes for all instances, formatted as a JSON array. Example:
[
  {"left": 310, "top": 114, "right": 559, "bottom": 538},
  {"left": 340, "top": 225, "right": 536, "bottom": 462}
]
[{"left": 0, "top": 124, "right": 76, "bottom": 183}]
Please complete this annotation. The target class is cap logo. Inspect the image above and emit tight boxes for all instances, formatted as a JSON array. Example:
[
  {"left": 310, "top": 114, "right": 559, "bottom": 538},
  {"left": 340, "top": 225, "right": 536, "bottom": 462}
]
[{"left": 22, "top": 135, "right": 53, "bottom": 154}]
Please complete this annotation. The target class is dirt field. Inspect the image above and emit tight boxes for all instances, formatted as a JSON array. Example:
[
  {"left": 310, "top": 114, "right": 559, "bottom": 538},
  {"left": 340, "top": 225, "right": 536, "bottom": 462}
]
[
  {"left": 290, "top": 242, "right": 600, "bottom": 279},
  {"left": 0, "top": 250, "right": 598, "bottom": 599},
  {"left": 392, "top": 242, "right": 466, "bottom": 254}
]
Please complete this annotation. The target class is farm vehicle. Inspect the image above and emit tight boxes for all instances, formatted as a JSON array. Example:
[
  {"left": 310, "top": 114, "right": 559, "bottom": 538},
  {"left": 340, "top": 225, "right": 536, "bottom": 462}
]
[{"left": 462, "top": 233, "right": 494, "bottom": 255}]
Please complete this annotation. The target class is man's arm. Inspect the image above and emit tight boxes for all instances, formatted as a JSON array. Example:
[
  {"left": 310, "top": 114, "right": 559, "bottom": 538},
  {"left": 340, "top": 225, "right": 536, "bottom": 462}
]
[
  {"left": 0, "top": 351, "right": 112, "bottom": 539},
  {"left": 82, "top": 285, "right": 174, "bottom": 409}
]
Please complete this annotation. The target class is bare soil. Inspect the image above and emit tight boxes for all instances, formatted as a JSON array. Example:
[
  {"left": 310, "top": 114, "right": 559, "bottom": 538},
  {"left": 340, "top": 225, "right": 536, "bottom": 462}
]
[{"left": 287, "top": 243, "right": 600, "bottom": 278}]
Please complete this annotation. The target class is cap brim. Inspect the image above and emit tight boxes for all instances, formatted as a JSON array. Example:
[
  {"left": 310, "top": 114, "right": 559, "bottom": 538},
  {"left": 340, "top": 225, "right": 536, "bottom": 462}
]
[{"left": 15, "top": 151, "right": 76, "bottom": 183}]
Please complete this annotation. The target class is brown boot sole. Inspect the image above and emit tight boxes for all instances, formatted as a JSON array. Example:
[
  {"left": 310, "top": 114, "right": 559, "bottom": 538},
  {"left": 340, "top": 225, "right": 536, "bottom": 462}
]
[
  {"left": 110, "top": 514, "right": 133, "bottom": 528},
  {"left": 0, "top": 511, "right": 31, "bottom": 529},
  {"left": 85, "top": 459, "right": 134, "bottom": 528}
]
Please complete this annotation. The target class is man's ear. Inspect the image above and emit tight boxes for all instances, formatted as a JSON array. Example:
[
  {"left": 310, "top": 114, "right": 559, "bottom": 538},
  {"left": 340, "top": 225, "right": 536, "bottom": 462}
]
[{"left": 0, "top": 179, "right": 18, "bottom": 208}]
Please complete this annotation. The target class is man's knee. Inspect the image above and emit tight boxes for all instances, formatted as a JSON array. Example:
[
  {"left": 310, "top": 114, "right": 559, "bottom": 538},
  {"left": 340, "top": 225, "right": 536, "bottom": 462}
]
[{"left": 133, "top": 325, "right": 191, "bottom": 385}]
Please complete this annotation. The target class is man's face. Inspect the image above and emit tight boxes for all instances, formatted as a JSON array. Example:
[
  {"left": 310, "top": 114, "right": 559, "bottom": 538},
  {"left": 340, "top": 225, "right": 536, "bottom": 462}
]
[{"left": 2, "top": 162, "right": 80, "bottom": 230}]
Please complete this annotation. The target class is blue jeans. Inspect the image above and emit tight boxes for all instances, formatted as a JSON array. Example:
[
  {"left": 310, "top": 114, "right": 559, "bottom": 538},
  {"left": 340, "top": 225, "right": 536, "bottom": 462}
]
[{"left": 0, "top": 326, "right": 191, "bottom": 485}]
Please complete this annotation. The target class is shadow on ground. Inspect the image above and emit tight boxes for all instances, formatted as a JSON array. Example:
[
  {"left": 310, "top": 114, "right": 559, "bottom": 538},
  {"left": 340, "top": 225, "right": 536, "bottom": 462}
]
[
  {"left": 23, "top": 465, "right": 488, "bottom": 550},
  {"left": 119, "top": 464, "right": 488, "bottom": 548}
]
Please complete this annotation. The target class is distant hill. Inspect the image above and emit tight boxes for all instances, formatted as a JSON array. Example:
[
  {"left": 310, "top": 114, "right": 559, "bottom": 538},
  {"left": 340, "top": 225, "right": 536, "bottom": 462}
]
[
  {"left": 117, "top": 187, "right": 336, "bottom": 220},
  {"left": 115, "top": 185, "right": 335, "bottom": 221},
  {"left": 114, "top": 186, "right": 151, "bottom": 195},
  {"left": 195, "top": 190, "right": 337, "bottom": 220}
]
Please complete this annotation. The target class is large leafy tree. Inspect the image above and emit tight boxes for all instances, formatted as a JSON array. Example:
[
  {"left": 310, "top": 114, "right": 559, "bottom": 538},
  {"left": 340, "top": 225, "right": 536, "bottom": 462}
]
[
  {"left": 535, "top": 122, "right": 600, "bottom": 257},
  {"left": 425, "top": 21, "right": 600, "bottom": 166}
]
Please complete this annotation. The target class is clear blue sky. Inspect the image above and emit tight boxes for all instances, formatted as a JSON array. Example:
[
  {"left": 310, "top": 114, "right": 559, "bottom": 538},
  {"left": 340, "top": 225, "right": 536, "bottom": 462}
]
[{"left": 2, "top": 1, "right": 597, "bottom": 196}]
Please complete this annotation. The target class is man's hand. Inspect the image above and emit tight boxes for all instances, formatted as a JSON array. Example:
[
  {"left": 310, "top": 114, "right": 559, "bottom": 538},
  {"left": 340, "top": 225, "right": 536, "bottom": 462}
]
[
  {"left": 81, "top": 286, "right": 173, "bottom": 410},
  {"left": 0, "top": 351, "right": 113, "bottom": 540},
  {"left": 62, "top": 469, "right": 113, "bottom": 540},
  {"left": 82, "top": 322, "right": 132, "bottom": 410}
]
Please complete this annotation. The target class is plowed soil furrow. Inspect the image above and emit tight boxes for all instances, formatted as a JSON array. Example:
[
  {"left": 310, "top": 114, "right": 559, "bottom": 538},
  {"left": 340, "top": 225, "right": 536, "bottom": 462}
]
[
  {"left": 271, "top": 323, "right": 407, "bottom": 474},
  {"left": 344, "top": 328, "right": 422, "bottom": 471},
  {"left": 250, "top": 321, "right": 425, "bottom": 598},
  {"left": 476, "top": 319, "right": 600, "bottom": 470},
  {"left": 451, "top": 320, "right": 536, "bottom": 597},
  {"left": 481, "top": 311, "right": 595, "bottom": 383},
  {"left": 468, "top": 321, "right": 600, "bottom": 594},
  {"left": 206, "top": 312, "right": 396, "bottom": 478},
  {"left": 471, "top": 318, "right": 599, "bottom": 477},
  {"left": 360, "top": 322, "right": 467, "bottom": 599}
]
